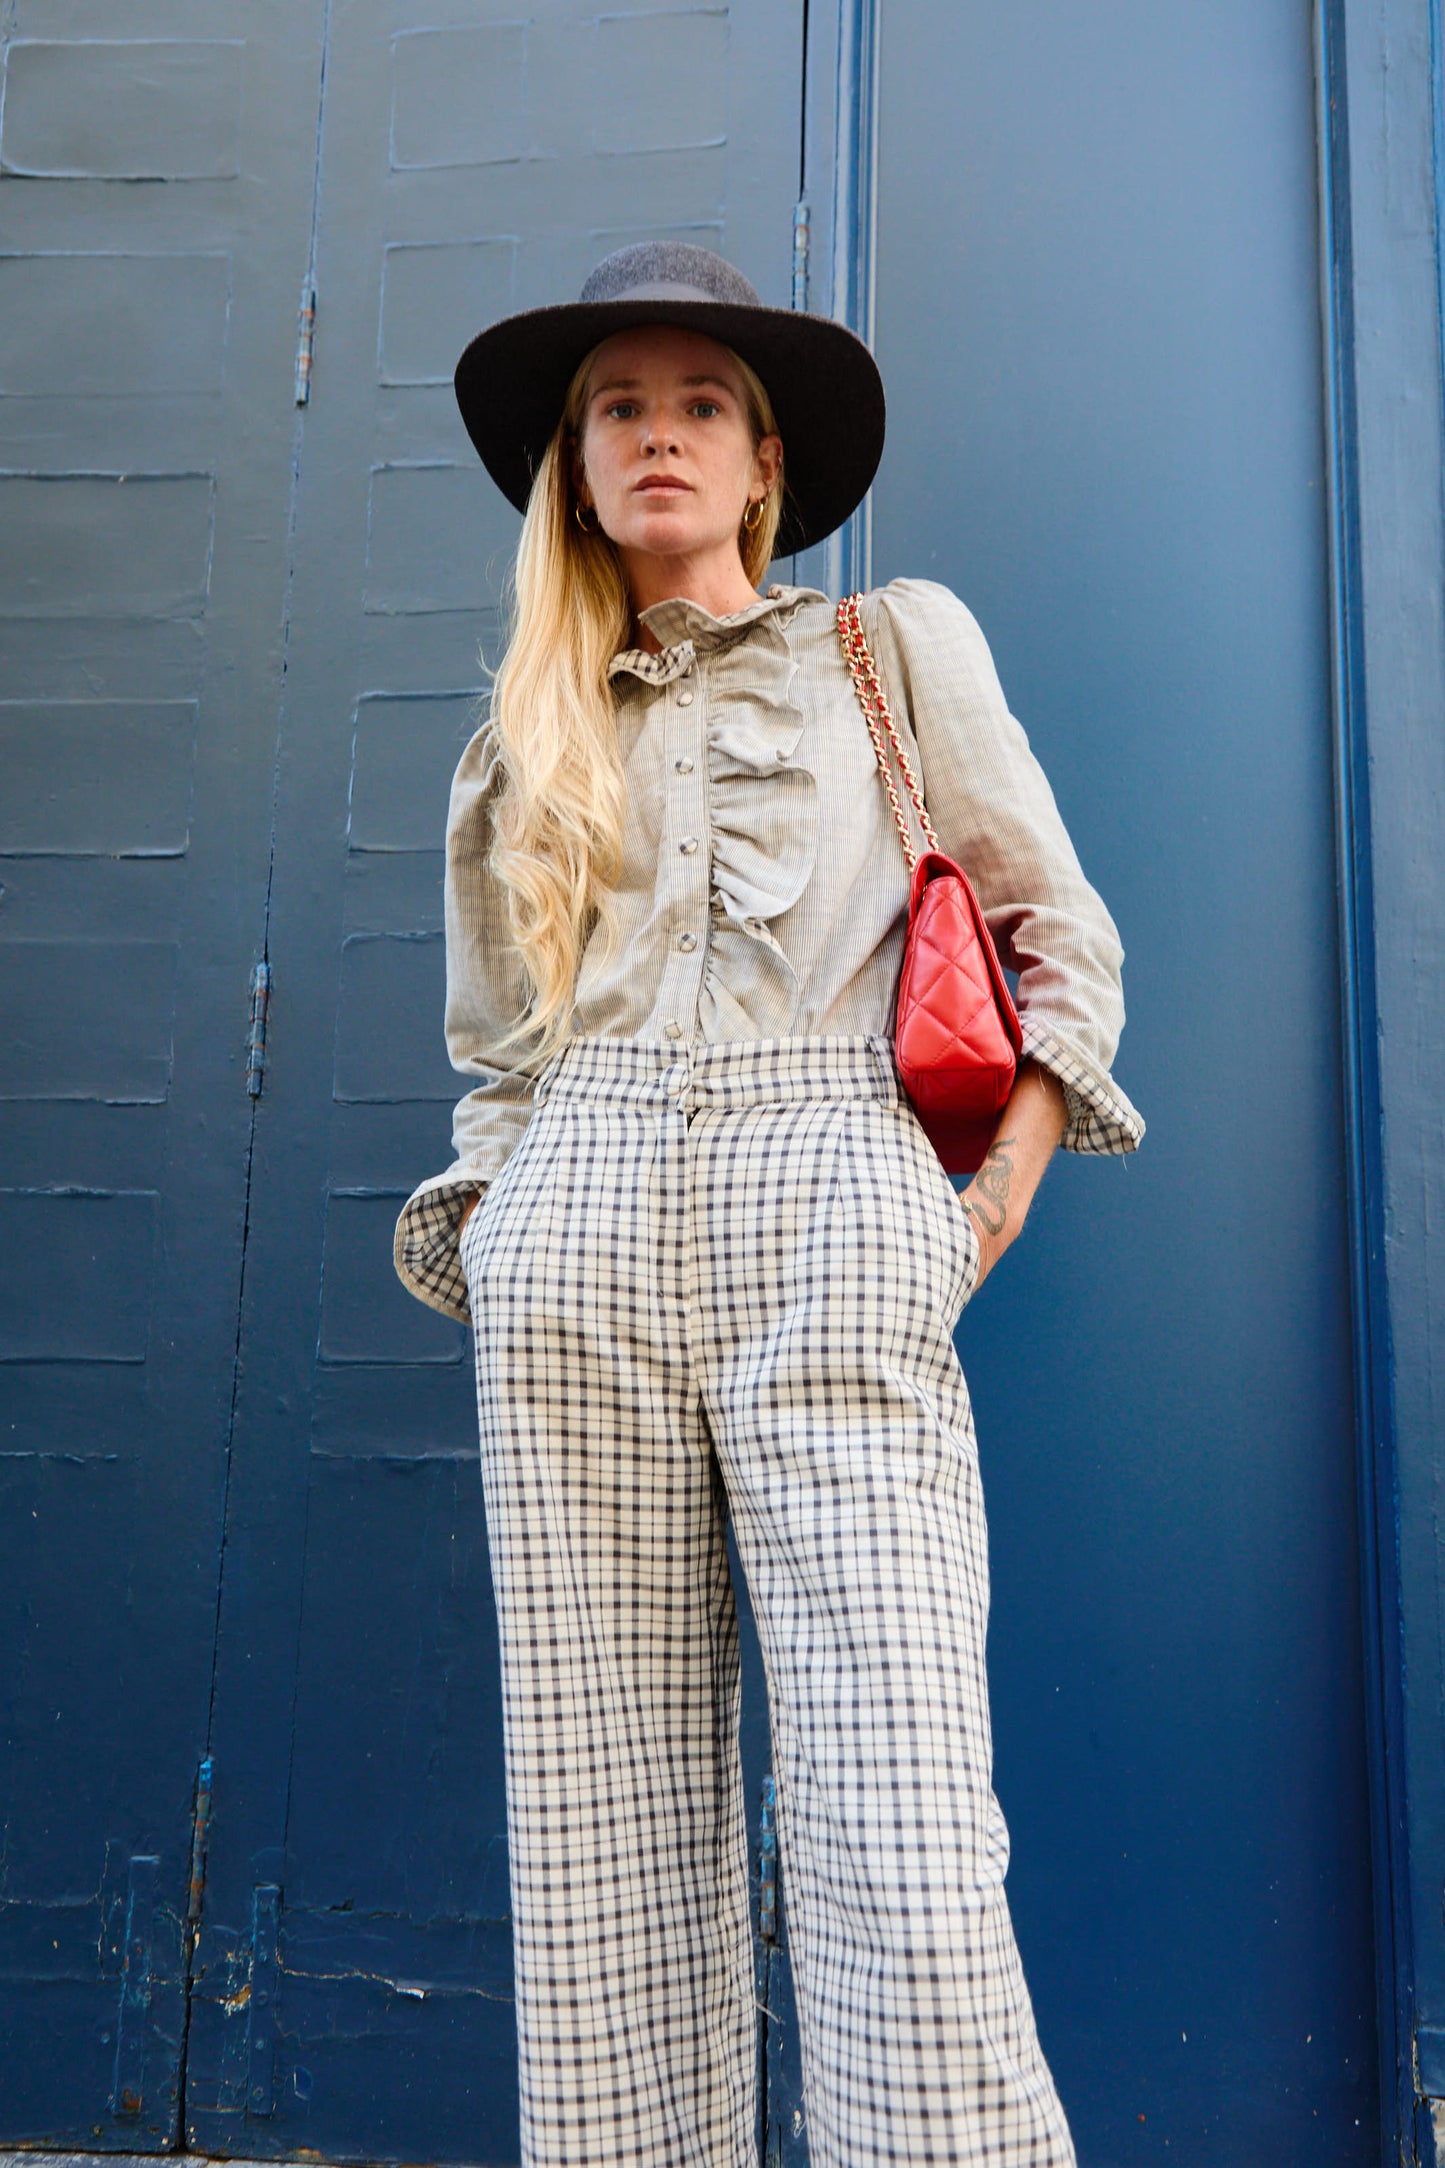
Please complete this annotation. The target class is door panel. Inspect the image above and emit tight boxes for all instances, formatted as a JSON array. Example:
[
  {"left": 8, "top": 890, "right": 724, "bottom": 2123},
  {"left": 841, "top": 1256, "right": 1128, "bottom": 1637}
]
[
  {"left": 0, "top": 2, "right": 327, "bottom": 2146},
  {"left": 186, "top": 5, "right": 804, "bottom": 2159},
  {"left": 871, "top": 5, "right": 1374, "bottom": 2162}
]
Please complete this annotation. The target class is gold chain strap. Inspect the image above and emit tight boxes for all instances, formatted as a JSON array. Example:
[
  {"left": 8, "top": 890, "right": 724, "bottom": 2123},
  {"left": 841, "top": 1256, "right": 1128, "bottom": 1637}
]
[{"left": 836, "top": 592, "right": 940, "bottom": 872}]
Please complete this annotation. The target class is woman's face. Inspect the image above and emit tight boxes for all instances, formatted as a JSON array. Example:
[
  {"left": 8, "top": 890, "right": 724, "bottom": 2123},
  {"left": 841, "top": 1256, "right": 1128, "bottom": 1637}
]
[{"left": 574, "top": 325, "right": 781, "bottom": 575}]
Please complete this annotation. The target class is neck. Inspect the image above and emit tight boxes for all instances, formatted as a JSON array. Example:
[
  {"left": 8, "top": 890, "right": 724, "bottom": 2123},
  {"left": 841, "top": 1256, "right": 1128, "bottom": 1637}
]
[{"left": 620, "top": 543, "right": 761, "bottom": 652}]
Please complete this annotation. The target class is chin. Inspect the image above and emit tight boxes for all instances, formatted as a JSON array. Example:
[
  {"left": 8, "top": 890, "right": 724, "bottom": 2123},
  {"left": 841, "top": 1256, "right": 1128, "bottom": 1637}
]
[{"left": 623, "top": 516, "right": 708, "bottom": 555}]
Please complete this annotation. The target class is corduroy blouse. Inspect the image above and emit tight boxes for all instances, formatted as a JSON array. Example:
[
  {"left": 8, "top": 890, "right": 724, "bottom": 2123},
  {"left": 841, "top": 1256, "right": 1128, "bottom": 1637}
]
[{"left": 394, "top": 576, "right": 1144, "bottom": 1321}]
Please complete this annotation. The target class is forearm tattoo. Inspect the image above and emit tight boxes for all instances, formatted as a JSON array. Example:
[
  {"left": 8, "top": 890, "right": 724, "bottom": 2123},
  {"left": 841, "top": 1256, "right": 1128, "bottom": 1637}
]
[{"left": 964, "top": 1136, "right": 1016, "bottom": 1238}]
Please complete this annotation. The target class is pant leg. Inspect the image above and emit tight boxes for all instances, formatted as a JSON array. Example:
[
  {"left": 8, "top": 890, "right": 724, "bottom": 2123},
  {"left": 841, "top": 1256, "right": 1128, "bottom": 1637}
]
[
  {"left": 689, "top": 1091, "right": 1077, "bottom": 2168},
  {"left": 464, "top": 1089, "right": 758, "bottom": 2168}
]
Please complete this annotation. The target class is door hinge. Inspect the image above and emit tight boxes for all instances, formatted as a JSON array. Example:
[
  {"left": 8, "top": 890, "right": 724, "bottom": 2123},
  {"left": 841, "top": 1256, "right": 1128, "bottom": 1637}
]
[
  {"left": 245, "top": 961, "right": 271, "bottom": 1098},
  {"left": 758, "top": 1773, "right": 778, "bottom": 1943},
  {"left": 792, "top": 200, "right": 811, "bottom": 312},
  {"left": 186, "top": 1755, "right": 214, "bottom": 1938},
  {"left": 294, "top": 278, "right": 317, "bottom": 405}
]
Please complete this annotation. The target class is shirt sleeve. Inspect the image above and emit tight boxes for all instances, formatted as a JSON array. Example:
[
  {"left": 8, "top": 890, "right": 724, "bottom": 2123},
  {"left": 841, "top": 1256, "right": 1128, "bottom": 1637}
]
[
  {"left": 867, "top": 577, "right": 1144, "bottom": 1154},
  {"left": 392, "top": 719, "right": 539, "bottom": 1320}
]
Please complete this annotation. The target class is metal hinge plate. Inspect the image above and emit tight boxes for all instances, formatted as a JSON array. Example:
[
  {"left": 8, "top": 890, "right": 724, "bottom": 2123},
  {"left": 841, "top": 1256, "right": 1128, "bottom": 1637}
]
[
  {"left": 792, "top": 200, "right": 811, "bottom": 313},
  {"left": 758, "top": 1772, "right": 778, "bottom": 1942},
  {"left": 294, "top": 280, "right": 317, "bottom": 405},
  {"left": 245, "top": 961, "right": 271, "bottom": 1098}
]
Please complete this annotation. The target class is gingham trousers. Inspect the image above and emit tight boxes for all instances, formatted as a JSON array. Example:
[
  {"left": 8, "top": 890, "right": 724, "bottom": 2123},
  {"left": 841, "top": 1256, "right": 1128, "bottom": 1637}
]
[{"left": 461, "top": 1035, "right": 1075, "bottom": 2168}]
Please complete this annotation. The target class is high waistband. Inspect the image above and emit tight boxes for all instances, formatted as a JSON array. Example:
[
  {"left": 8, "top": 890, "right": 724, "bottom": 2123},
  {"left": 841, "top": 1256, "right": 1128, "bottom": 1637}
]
[{"left": 533, "top": 1034, "right": 901, "bottom": 1113}]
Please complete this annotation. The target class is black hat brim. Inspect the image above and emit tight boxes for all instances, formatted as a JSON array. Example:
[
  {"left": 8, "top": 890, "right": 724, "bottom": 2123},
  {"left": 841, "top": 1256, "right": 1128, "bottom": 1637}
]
[{"left": 454, "top": 298, "right": 886, "bottom": 557}]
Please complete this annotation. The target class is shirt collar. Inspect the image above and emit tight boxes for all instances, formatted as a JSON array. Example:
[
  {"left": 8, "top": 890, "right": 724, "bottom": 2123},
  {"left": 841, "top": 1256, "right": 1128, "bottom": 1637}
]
[{"left": 607, "top": 582, "right": 828, "bottom": 685}]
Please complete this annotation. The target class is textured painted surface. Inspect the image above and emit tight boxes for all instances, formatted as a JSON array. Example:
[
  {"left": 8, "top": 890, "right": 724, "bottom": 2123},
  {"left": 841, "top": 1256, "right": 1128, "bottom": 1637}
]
[
  {"left": 0, "top": 0, "right": 330, "bottom": 2145},
  {"left": 0, "top": 256, "right": 231, "bottom": 396},
  {"left": 872, "top": 3, "right": 1376, "bottom": 2162},
  {"left": 0, "top": 702, "right": 197, "bottom": 857},
  {"left": 0, "top": 40, "right": 244, "bottom": 181},
  {"left": 0, "top": 475, "right": 215, "bottom": 619},
  {"left": 0, "top": 1191, "right": 159, "bottom": 1363}
]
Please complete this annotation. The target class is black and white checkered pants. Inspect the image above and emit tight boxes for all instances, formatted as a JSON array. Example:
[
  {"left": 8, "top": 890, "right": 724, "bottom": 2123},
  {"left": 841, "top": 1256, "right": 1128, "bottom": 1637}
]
[{"left": 461, "top": 1034, "right": 1076, "bottom": 2168}]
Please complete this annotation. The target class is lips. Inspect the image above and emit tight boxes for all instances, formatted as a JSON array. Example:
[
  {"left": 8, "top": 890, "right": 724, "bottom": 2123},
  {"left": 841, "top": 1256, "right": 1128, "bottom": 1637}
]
[{"left": 634, "top": 477, "right": 691, "bottom": 494}]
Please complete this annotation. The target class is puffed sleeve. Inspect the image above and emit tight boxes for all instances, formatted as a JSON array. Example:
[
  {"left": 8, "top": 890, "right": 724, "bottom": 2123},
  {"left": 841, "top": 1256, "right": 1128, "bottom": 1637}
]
[
  {"left": 393, "top": 720, "right": 539, "bottom": 1319},
  {"left": 867, "top": 578, "right": 1144, "bottom": 1153}
]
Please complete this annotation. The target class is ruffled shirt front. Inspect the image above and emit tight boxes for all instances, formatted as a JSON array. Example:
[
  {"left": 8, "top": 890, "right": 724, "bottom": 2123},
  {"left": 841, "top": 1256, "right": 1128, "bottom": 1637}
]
[{"left": 396, "top": 577, "right": 1144, "bottom": 1320}]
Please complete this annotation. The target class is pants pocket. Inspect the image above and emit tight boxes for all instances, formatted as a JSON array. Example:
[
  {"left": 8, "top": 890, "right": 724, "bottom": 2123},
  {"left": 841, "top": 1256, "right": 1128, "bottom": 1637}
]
[{"left": 897, "top": 1104, "right": 982, "bottom": 1315}]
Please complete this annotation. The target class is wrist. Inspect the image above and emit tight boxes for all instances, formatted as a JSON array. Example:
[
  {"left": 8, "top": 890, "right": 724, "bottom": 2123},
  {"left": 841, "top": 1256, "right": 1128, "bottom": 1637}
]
[{"left": 960, "top": 1190, "right": 1007, "bottom": 1279}]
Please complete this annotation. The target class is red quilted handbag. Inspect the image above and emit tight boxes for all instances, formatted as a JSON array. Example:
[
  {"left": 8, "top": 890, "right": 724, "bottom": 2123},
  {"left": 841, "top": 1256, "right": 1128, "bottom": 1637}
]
[{"left": 838, "top": 593, "right": 1023, "bottom": 1174}]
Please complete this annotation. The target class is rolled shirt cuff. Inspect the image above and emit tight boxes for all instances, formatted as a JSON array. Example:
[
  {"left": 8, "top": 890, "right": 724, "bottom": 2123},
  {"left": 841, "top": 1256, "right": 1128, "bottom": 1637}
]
[
  {"left": 1019, "top": 1017, "right": 1145, "bottom": 1155},
  {"left": 393, "top": 1170, "right": 485, "bottom": 1323}
]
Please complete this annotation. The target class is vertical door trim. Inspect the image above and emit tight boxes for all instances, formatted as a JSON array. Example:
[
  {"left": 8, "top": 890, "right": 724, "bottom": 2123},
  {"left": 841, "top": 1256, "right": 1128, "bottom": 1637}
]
[
  {"left": 1433, "top": 0, "right": 1445, "bottom": 427},
  {"left": 820, "top": 0, "right": 881, "bottom": 598},
  {"left": 1315, "top": 5, "right": 1412, "bottom": 2156},
  {"left": 1319, "top": 1, "right": 1445, "bottom": 2160}
]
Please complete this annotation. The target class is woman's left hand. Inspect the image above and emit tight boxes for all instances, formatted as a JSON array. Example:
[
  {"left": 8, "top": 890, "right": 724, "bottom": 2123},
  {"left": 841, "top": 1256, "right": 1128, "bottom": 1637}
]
[{"left": 958, "top": 1064, "right": 1069, "bottom": 1289}]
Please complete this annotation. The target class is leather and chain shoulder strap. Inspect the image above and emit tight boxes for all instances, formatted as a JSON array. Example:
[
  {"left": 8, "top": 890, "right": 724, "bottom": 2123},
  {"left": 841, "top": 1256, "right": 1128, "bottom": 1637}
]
[{"left": 836, "top": 591, "right": 940, "bottom": 871}]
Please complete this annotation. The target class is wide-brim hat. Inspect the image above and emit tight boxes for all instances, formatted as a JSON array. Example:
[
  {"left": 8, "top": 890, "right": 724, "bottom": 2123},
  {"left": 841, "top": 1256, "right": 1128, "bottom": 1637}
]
[{"left": 454, "top": 242, "right": 886, "bottom": 557}]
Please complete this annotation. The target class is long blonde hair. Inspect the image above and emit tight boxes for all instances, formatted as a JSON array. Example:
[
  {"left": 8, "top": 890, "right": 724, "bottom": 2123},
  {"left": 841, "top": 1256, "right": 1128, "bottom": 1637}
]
[{"left": 486, "top": 339, "right": 785, "bottom": 1054}]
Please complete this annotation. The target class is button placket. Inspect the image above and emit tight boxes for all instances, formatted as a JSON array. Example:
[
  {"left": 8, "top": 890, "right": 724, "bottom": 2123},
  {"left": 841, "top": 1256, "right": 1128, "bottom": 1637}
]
[{"left": 655, "top": 659, "right": 708, "bottom": 1041}]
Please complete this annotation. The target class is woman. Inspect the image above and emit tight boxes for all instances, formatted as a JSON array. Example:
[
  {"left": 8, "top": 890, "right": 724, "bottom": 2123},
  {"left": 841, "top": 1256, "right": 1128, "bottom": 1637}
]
[{"left": 396, "top": 242, "right": 1142, "bottom": 2168}]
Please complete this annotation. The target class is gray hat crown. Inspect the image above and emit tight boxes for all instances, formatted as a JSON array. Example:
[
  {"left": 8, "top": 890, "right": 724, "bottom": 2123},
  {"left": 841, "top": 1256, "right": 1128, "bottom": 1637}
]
[{"left": 579, "top": 241, "right": 762, "bottom": 310}]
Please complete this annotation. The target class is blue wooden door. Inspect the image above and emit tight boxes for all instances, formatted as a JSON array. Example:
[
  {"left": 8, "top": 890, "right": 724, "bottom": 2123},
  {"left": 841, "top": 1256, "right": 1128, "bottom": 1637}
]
[
  {"left": 0, "top": 6, "right": 327, "bottom": 2144},
  {"left": 179, "top": 5, "right": 805, "bottom": 2161},
  {"left": 864, "top": 3, "right": 1378, "bottom": 2162}
]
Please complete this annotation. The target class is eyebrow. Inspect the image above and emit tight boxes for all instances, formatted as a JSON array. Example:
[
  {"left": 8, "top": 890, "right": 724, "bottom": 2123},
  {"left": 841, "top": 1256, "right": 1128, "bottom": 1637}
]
[{"left": 590, "top": 373, "right": 736, "bottom": 398}]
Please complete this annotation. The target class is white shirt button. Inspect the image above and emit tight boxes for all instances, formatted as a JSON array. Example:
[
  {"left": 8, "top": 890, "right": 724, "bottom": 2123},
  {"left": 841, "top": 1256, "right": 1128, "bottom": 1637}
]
[
  {"left": 775, "top": 748, "right": 790, "bottom": 762},
  {"left": 664, "top": 1019, "right": 684, "bottom": 1039},
  {"left": 677, "top": 690, "right": 694, "bottom": 706},
  {"left": 674, "top": 757, "right": 694, "bottom": 775},
  {"left": 678, "top": 932, "right": 698, "bottom": 952},
  {"left": 679, "top": 836, "right": 699, "bottom": 855}
]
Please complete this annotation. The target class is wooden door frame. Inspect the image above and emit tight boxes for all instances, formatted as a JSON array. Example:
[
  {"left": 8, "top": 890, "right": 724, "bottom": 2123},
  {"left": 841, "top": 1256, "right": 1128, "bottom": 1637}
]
[{"left": 1318, "top": 0, "right": 1445, "bottom": 2158}]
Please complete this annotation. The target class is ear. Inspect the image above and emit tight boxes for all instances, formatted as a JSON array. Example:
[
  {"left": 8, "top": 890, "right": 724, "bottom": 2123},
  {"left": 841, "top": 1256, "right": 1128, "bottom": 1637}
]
[
  {"left": 568, "top": 439, "right": 591, "bottom": 508},
  {"left": 752, "top": 432, "right": 784, "bottom": 496}
]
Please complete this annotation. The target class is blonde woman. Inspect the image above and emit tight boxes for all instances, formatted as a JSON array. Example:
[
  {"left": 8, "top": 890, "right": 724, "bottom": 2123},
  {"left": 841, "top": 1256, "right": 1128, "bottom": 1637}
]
[{"left": 396, "top": 244, "right": 1143, "bottom": 2168}]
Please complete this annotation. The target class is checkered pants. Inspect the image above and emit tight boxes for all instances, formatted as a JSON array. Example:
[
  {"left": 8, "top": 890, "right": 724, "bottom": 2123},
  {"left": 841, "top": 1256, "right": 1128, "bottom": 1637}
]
[{"left": 461, "top": 1035, "right": 1076, "bottom": 2168}]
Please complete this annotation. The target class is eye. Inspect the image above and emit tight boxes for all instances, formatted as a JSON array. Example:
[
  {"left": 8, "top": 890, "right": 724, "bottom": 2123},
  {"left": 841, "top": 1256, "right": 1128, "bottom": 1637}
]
[
  {"left": 690, "top": 400, "right": 721, "bottom": 418},
  {"left": 605, "top": 400, "right": 639, "bottom": 420}
]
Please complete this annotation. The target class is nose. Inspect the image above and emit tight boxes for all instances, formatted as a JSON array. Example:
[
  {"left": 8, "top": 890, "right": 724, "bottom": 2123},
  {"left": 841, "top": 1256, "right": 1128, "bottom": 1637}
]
[{"left": 642, "top": 413, "right": 681, "bottom": 456}]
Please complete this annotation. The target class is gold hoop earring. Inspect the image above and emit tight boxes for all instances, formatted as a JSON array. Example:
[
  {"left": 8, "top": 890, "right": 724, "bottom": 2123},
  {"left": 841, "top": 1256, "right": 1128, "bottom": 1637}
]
[
  {"left": 742, "top": 498, "right": 764, "bottom": 534},
  {"left": 574, "top": 501, "right": 601, "bottom": 534}
]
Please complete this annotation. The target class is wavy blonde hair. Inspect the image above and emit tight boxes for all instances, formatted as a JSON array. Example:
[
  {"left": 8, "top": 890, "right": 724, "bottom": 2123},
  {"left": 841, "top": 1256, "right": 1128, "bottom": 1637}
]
[{"left": 486, "top": 338, "right": 785, "bottom": 1054}]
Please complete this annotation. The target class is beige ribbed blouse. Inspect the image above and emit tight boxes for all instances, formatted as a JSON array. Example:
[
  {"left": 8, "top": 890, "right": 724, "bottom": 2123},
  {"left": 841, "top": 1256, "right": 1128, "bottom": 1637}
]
[{"left": 395, "top": 577, "right": 1144, "bottom": 1320}]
